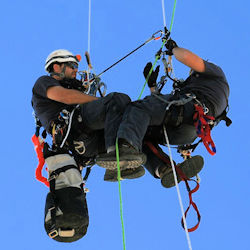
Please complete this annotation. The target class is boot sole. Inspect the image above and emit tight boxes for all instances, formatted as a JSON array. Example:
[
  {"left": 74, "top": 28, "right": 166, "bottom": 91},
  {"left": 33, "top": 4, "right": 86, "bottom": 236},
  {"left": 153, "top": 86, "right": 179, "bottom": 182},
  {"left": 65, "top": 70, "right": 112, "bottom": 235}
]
[
  {"left": 104, "top": 166, "right": 145, "bottom": 182},
  {"left": 96, "top": 154, "right": 147, "bottom": 170},
  {"left": 161, "top": 156, "right": 204, "bottom": 188}
]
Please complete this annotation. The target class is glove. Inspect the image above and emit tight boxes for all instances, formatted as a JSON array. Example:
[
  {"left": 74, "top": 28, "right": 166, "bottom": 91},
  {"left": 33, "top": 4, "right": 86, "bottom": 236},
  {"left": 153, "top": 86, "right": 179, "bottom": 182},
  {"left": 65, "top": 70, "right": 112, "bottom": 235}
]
[
  {"left": 143, "top": 62, "right": 160, "bottom": 88},
  {"left": 165, "top": 39, "right": 178, "bottom": 55}
]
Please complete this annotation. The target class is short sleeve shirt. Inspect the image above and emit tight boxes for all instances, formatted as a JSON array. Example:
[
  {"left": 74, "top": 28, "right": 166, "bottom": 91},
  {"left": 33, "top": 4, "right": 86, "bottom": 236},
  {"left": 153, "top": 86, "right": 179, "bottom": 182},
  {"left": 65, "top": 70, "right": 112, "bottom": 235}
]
[
  {"left": 32, "top": 76, "right": 73, "bottom": 131},
  {"left": 180, "top": 61, "right": 229, "bottom": 117}
]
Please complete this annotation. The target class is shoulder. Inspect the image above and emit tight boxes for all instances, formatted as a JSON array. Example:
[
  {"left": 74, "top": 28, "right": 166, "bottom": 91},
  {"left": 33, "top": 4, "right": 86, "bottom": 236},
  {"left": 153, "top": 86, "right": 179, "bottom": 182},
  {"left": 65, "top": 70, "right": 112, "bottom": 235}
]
[
  {"left": 203, "top": 61, "right": 226, "bottom": 79},
  {"left": 33, "top": 75, "right": 61, "bottom": 97},
  {"left": 33, "top": 75, "right": 61, "bottom": 90},
  {"left": 34, "top": 75, "right": 59, "bottom": 85}
]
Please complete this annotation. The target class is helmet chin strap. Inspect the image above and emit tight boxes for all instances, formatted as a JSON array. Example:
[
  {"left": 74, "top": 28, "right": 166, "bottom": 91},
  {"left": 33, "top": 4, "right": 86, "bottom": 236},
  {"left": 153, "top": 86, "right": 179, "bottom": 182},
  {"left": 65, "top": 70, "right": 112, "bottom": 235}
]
[{"left": 50, "top": 64, "right": 67, "bottom": 78}]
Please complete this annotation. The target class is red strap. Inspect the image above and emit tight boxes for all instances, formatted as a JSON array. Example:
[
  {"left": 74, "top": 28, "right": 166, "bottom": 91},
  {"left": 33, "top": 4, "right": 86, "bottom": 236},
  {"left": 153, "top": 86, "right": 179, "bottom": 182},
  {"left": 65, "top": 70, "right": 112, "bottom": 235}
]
[
  {"left": 31, "top": 135, "right": 49, "bottom": 187},
  {"left": 193, "top": 104, "right": 216, "bottom": 155},
  {"left": 175, "top": 166, "right": 201, "bottom": 232},
  {"left": 145, "top": 141, "right": 201, "bottom": 232},
  {"left": 145, "top": 141, "right": 173, "bottom": 166}
]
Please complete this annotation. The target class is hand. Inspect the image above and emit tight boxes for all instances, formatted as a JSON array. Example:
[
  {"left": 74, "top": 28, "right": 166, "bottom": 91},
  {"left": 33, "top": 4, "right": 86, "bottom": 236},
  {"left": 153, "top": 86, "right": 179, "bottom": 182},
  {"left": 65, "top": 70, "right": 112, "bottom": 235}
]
[
  {"left": 143, "top": 62, "right": 160, "bottom": 87},
  {"left": 165, "top": 39, "right": 178, "bottom": 55}
]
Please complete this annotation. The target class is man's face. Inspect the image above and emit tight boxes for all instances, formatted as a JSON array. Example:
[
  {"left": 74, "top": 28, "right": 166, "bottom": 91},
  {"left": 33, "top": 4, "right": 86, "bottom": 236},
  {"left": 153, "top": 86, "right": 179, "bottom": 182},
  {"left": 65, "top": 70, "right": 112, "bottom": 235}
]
[{"left": 63, "top": 62, "right": 78, "bottom": 79}]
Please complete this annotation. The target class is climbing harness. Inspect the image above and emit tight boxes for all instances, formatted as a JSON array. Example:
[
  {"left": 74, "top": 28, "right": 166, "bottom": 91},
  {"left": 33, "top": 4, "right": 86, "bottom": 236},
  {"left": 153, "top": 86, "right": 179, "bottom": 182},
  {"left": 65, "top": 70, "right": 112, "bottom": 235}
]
[
  {"left": 32, "top": 115, "right": 93, "bottom": 188},
  {"left": 151, "top": 90, "right": 219, "bottom": 156}
]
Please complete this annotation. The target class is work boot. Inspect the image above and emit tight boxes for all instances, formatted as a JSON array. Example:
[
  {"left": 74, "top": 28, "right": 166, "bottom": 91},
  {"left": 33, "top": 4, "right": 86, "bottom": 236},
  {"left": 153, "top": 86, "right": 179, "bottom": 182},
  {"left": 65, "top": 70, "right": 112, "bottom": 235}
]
[
  {"left": 104, "top": 166, "right": 145, "bottom": 182},
  {"left": 159, "top": 155, "right": 204, "bottom": 188},
  {"left": 96, "top": 141, "right": 147, "bottom": 170}
]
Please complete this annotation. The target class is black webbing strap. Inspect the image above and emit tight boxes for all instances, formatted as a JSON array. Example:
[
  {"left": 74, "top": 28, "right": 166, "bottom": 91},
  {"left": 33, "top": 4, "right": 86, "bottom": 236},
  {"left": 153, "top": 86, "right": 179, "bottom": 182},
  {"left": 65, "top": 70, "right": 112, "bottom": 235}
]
[
  {"left": 83, "top": 166, "right": 92, "bottom": 182},
  {"left": 47, "top": 165, "right": 80, "bottom": 238}
]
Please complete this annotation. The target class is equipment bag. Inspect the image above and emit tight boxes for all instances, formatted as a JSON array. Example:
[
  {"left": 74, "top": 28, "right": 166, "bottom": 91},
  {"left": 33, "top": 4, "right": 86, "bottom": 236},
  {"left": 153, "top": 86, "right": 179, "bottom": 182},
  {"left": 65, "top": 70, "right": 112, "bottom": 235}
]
[{"left": 44, "top": 152, "right": 89, "bottom": 242}]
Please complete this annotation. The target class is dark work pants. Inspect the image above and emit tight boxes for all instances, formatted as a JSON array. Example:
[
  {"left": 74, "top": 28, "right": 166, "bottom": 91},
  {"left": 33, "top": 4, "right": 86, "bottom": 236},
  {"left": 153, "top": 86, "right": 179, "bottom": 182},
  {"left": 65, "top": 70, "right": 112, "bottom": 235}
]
[
  {"left": 80, "top": 92, "right": 131, "bottom": 149},
  {"left": 117, "top": 93, "right": 198, "bottom": 177},
  {"left": 117, "top": 93, "right": 197, "bottom": 151}
]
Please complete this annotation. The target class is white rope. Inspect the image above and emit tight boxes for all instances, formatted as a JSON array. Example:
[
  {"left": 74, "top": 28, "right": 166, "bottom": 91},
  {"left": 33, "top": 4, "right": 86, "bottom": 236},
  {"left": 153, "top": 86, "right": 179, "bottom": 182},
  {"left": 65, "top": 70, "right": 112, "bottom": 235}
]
[
  {"left": 163, "top": 125, "right": 193, "bottom": 250},
  {"left": 161, "top": 0, "right": 167, "bottom": 28},
  {"left": 86, "top": 0, "right": 92, "bottom": 89},
  {"left": 60, "top": 107, "right": 77, "bottom": 148},
  {"left": 88, "top": 0, "right": 91, "bottom": 55}
]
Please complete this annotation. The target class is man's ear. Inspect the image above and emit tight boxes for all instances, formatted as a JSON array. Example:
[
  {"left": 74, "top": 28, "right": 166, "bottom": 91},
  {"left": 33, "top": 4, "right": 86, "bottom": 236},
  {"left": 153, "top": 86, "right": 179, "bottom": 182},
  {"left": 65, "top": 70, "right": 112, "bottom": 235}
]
[{"left": 53, "top": 63, "right": 63, "bottom": 73}]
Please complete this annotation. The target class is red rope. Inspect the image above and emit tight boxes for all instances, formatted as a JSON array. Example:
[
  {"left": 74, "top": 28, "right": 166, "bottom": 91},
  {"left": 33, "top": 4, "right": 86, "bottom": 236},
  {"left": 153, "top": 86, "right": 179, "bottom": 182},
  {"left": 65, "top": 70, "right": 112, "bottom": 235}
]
[{"left": 31, "top": 134, "right": 49, "bottom": 187}]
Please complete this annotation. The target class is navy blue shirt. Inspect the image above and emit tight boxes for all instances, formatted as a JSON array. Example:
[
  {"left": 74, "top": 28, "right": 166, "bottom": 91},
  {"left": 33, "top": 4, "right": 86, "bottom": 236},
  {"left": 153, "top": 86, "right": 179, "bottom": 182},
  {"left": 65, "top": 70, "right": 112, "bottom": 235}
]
[
  {"left": 180, "top": 61, "right": 229, "bottom": 117},
  {"left": 32, "top": 76, "right": 74, "bottom": 131}
]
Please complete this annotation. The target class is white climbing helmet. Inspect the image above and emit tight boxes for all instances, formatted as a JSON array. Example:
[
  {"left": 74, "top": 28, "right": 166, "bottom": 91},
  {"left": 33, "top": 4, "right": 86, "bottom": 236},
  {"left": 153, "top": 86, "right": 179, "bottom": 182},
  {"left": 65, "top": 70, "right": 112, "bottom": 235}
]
[{"left": 45, "top": 49, "right": 81, "bottom": 72}]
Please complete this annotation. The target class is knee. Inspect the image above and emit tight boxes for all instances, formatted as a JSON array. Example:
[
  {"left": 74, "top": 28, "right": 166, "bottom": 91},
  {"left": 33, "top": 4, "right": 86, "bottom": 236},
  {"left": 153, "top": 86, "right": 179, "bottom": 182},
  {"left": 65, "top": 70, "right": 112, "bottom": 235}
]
[
  {"left": 109, "top": 92, "right": 131, "bottom": 112},
  {"left": 113, "top": 92, "right": 131, "bottom": 105}
]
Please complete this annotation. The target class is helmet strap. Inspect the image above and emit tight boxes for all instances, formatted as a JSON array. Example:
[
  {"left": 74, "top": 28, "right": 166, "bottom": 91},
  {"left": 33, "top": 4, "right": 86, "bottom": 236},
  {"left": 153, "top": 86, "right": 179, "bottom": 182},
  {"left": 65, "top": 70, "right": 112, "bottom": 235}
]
[{"left": 50, "top": 64, "right": 67, "bottom": 78}]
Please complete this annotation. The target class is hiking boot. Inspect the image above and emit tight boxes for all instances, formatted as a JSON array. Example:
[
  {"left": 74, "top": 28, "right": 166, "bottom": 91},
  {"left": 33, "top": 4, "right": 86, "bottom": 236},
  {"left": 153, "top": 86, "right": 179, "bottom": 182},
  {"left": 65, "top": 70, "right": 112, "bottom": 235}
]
[
  {"left": 159, "top": 155, "right": 204, "bottom": 188},
  {"left": 96, "top": 142, "right": 147, "bottom": 170},
  {"left": 104, "top": 166, "right": 145, "bottom": 182}
]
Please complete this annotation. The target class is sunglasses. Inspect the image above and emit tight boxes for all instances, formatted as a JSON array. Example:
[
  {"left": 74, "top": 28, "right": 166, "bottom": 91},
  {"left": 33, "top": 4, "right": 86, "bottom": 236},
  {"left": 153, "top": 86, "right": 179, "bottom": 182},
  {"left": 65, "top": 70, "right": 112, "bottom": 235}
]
[{"left": 65, "top": 62, "right": 78, "bottom": 69}]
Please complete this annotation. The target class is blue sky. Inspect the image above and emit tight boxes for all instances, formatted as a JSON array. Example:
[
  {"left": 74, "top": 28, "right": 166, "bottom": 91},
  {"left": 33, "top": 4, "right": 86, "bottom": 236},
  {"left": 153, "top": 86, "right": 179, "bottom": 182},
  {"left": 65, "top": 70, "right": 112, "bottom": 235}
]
[{"left": 1, "top": 0, "right": 250, "bottom": 249}]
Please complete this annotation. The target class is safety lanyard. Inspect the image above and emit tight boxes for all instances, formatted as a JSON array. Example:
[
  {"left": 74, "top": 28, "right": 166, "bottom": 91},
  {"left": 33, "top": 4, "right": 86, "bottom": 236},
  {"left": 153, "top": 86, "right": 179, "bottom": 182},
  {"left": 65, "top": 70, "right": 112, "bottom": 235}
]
[{"left": 193, "top": 104, "right": 216, "bottom": 155}]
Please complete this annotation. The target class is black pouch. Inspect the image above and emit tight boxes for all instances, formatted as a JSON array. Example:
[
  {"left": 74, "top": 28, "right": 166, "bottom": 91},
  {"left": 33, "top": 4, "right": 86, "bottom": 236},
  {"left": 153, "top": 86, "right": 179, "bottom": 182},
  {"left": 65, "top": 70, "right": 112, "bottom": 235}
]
[{"left": 44, "top": 187, "right": 89, "bottom": 243}]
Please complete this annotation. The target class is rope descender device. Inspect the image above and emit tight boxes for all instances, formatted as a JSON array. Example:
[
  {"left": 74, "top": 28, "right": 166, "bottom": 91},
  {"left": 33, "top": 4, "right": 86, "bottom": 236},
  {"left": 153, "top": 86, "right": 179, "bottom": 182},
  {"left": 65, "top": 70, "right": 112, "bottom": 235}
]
[{"left": 78, "top": 51, "right": 107, "bottom": 97}]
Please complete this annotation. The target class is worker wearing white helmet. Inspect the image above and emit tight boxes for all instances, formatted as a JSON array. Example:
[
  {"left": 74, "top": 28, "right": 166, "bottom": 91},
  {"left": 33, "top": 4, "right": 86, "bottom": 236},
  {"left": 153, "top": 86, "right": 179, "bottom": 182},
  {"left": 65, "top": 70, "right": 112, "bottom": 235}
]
[
  {"left": 44, "top": 49, "right": 82, "bottom": 78},
  {"left": 31, "top": 48, "right": 145, "bottom": 242}
]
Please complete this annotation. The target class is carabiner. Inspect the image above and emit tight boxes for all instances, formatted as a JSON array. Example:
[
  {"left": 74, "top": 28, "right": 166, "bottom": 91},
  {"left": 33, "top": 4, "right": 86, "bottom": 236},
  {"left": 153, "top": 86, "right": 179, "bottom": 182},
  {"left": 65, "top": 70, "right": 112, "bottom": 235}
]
[{"left": 151, "top": 30, "right": 163, "bottom": 40}]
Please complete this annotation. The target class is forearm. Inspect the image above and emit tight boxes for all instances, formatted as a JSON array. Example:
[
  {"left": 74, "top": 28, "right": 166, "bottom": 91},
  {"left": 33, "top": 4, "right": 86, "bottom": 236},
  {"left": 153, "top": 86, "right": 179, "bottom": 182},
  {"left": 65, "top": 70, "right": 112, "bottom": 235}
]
[
  {"left": 173, "top": 47, "right": 205, "bottom": 73},
  {"left": 47, "top": 86, "right": 98, "bottom": 104},
  {"left": 63, "top": 89, "right": 99, "bottom": 104}
]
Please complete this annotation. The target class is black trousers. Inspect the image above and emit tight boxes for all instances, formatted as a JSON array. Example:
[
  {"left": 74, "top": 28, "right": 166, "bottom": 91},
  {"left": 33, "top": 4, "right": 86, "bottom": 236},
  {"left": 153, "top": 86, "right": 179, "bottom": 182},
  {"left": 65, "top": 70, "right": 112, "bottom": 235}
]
[
  {"left": 117, "top": 93, "right": 197, "bottom": 151},
  {"left": 80, "top": 92, "right": 131, "bottom": 150},
  {"left": 115, "top": 93, "right": 199, "bottom": 178}
]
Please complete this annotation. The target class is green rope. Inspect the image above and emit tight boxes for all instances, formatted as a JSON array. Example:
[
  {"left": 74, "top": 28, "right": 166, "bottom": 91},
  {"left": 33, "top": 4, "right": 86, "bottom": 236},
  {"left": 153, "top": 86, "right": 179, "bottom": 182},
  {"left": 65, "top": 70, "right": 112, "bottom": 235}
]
[
  {"left": 116, "top": 138, "right": 126, "bottom": 250},
  {"left": 138, "top": 40, "right": 167, "bottom": 100},
  {"left": 169, "top": 0, "right": 177, "bottom": 32},
  {"left": 115, "top": 2, "right": 178, "bottom": 249},
  {"left": 138, "top": 0, "right": 178, "bottom": 100}
]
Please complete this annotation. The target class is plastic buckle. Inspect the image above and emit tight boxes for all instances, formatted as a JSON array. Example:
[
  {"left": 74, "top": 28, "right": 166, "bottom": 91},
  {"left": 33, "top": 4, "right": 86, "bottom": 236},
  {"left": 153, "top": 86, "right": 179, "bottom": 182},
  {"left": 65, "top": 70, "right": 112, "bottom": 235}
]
[
  {"left": 48, "top": 173, "right": 58, "bottom": 182},
  {"left": 48, "top": 229, "right": 59, "bottom": 239}
]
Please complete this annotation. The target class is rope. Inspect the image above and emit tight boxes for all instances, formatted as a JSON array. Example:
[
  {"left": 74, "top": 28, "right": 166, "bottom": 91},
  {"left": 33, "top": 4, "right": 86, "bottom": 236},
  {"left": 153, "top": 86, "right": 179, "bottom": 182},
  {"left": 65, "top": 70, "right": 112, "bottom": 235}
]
[
  {"left": 86, "top": 1, "right": 126, "bottom": 248},
  {"left": 163, "top": 125, "right": 193, "bottom": 250},
  {"left": 161, "top": 0, "right": 167, "bottom": 27},
  {"left": 60, "top": 107, "right": 77, "bottom": 148},
  {"left": 161, "top": 2, "right": 194, "bottom": 248},
  {"left": 96, "top": 31, "right": 162, "bottom": 79},
  {"left": 138, "top": 0, "right": 178, "bottom": 99},
  {"left": 115, "top": 138, "right": 126, "bottom": 250},
  {"left": 88, "top": 0, "right": 91, "bottom": 54},
  {"left": 138, "top": 40, "right": 166, "bottom": 100},
  {"left": 169, "top": 0, "right": 177, "bottom": 32}
]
